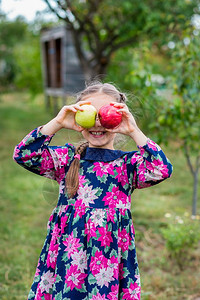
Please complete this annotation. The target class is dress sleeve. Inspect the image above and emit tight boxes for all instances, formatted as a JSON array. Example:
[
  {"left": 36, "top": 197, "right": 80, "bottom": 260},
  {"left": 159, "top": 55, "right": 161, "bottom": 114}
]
[
  {"left": 126, "top": 139, "right": 173, "bottom": 190},
  {"left": 13, "top": 127, "right": 75, "bottom": 184}
]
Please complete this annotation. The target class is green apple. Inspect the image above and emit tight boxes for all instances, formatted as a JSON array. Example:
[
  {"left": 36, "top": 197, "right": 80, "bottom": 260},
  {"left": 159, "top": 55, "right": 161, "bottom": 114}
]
[{"left": 75, "top": 104, "right": 97, "bottom": 128}]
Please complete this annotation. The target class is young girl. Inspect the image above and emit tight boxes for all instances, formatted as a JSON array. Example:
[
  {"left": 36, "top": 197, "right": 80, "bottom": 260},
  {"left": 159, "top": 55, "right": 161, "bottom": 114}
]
[{"left": 13, "top": 82, "right": 173, "bottom": 300}]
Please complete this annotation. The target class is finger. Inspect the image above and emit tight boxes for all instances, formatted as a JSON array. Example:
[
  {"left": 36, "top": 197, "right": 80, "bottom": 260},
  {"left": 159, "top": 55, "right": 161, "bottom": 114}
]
[
  {"left": 77, "top": 100, "right": 92, "bottom": 106},
  {"left": 73, "top": 104, "right": 85, "bottom": 111},
  {"left": 62, "top": 105, "right": 77, "bottom": 113},
  {"left": 117, "top": 108, "right": 129, "bottom": 113},
  {"left": 110, "top": 102, "right": 125, "bottom": 108},
  {"left": 73, "top": 124, "right": 84, "bottom": 132}
]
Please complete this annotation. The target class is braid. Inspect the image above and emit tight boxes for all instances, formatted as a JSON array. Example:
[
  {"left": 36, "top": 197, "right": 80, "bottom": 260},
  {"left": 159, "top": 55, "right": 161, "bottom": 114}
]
[{"left": 65, "top": 142, "right": 89, "bottom": 198}]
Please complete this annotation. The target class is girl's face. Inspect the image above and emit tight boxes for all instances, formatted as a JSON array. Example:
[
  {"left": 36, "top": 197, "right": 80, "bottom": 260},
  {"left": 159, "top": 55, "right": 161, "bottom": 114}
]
[{"left": 80, "top": 92, "right": 117, "bottom": 149}]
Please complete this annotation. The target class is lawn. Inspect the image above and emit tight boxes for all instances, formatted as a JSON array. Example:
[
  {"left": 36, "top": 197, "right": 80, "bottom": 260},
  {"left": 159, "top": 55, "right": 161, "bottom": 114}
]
[{"left": 0, "top": 92, "right": 199, "bottom": 300}]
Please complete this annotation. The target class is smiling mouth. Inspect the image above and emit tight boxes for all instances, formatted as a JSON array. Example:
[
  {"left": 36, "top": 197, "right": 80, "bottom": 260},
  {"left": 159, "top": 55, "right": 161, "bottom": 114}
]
[{"left": 89, "top": 131, "right": 106, "bottom": 137}]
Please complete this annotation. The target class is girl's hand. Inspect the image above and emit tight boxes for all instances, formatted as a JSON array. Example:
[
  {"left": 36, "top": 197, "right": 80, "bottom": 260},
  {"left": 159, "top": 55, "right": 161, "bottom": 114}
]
[
  {"left": 106, "top": 103, "right": 138, "bottom": 136},
  {"left": 40, "top": 101, "right": 91, "bottom": 135},
  {"left": 55, "top": 101, "right": 91, "bottom": 132}
]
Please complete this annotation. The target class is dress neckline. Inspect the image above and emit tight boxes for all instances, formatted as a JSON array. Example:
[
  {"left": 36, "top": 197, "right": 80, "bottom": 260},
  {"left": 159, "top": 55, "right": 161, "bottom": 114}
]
[{"left": 83, "top": 147, "right": 129, "bottom": 162}]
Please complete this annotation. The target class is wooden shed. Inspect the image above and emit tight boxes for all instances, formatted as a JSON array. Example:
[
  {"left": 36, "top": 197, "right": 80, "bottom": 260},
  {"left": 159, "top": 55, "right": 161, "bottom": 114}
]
[{"left": 40, "top": 25, "right": 85, "bottom": 112}]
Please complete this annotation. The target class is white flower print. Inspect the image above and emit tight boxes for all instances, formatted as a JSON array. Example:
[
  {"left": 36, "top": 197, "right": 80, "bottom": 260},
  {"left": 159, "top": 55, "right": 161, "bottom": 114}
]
[
  {"left": 95, "top": 267, "right": 114, "bottom": 288},
  {"left": 77, "top": 184, "right": 98, "bottom": 206},
  {"left": 39, "top": 270, "right": 55, "bottom": 293},
  {"left": 116, "top": 199, "right": 130, "bottom": 210},
  {"left": 71, "top": 249, "right": 87, "bottom": 272},
  {"left": 58, "top": 205, "right": 69, "bottom": 216},
  {"left": 111, "top": 158, "right": 123, "bottom": 167},
  {"left": 90, "top": 209, "right": 106, "bottom": 227},
  {"left": 59, "top": 180, "right": 65, "bottom": 194}
]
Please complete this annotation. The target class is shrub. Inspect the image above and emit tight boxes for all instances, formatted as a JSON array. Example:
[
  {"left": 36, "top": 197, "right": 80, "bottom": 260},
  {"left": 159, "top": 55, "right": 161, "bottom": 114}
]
[{"left": 161, "top": 215, "right": 200, "bottom": 270}]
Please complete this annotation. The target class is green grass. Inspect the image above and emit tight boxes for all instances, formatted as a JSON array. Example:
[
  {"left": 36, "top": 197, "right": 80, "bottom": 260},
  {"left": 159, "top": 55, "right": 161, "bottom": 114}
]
[{"left": 0, "top": 92, "right": 199, "bottom": 299}]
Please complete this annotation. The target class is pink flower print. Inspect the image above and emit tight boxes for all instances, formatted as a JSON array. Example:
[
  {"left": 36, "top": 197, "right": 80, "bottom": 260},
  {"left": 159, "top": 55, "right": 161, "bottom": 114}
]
[
  {"left": 93, "top": 162, "right": 115, "bottom": 177},
  {"left": 51, "top": 224, "right": 61, "bottom": 244},
  {"left": 39, "top": 270, "right": 55, "bottom": 293},
  {"left": 58, "top": 205, "right": 69, "bottom": 217},
  {"left": 74, "top": 199, "right": 86, "bottom": 218},
  {"left": 60, "top": 215, "right": 68, "bottom": 234},
  {"left": 107, "top": 255, "right": 118, "bottom": 279},
  {"left": 18, "top": 139, "right": 26, "bottom": 148},
  {"left": 71, "top": 248, "right": 87, "bottom": 272},
  {"left": 65, "top": 265, "right": 87, "bottom": 291},
  {"left": 35, "top": 285, "right": 43, "bottom": 300},
  {"left": 108, "top": 284, "right": 119, "bottom": 300},
  {"left": 122, "top": 282, "right": 141, "bottom": 300},
  {"left": 44, "top": 294, "right": 53, "bottom": 300},
  {"left": 103, "top": 186, "right": 120, "bottom": 208},
  {"left": 59, "top": 180, "right": 65, "bottom": 194},
  {"left": 48, "top": 213, "right": 54, "bottom": 224},
  {"left": 47, "top": 243, "right": 58, "bottom": 269},
  {"left": 54, "top": 147, "right": 69, "bottom": 165},
  {"left": 90, "top": 209, "right": 106, "bottom": 227},
  {"left": 135, "top": 274, "right": 141, "bottom": 286},
  {"left": 95, "top": 267, "right": 114, "bottom": 288},
  {"left": 35, "top": 261, "right": 40, "bottom": 276},
  {"left": 13, "top": 147, "right": 20, "bottom": 158},
  {"left": 41, "top": 149, "right": 54, "bottom": 171},
  {"left": 118, "top": 228, "right": 131, "bottom": 252},
  {"left": 79, "top": 175, "right": 87, "bottom": 187},
  {"left": 106, "top": 208, "right": 116, "bottom": 223},
  {"left": 131, "top": 153, "right": 143, "bottom": 166},
  {"left": 114, "top": 164, "right": 129, "bottom": 187},
  {"left": 63, "top": 232, "right": 81, "bottom": 259},
  {"left": 97, "top": 224, "right": 113, "bottom": 247},
  {"left": 152, "top": 159, "right": 169, "bottom": 179},
  {"left": 147, "top": 139, "right": 159, "bottom": 151},
  {"left": 90, "top": 250, "right": 108, "bottom": 275},
  {"left": 116, "top": 195, "right": 131, "bottom": 211},
  {"left": 119, "top": 263, "right": 124, "bottom": 280},
  {"left": 84, "top": 219, "right": 97, "bottom": 242},
  {"left": 77, "top": 184, "right": 98, "bottom": 206},
  {"left": 56, "top": 166, "right": 65, "bottom": 182},
  {"left": 91, "top": 293, "right": 107, "bottom": 300},
  {"left": 131, "top": 223, "right": 135, "bottom": 235}
]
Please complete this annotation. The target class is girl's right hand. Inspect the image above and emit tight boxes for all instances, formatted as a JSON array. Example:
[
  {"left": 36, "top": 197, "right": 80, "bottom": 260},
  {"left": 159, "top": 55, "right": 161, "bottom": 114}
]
[{"left": 55, "top": 101, "right": 91, "bottom": 132}]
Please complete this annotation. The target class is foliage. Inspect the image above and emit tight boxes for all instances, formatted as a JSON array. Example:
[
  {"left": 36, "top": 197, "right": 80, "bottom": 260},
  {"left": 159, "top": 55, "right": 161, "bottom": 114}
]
[
  {"left": 155, "top": 32, "right": 200, "bottom": 151},
  {"left": 106, "top": 44, "right": 170, "bottom": 140},
  {"left": 13, "top": 34, "right": 43, "bottom": 96},
  {"left": 161, "top": 215, "right": 200, "bottom": 270},
  {"left": 0, "top": 12, "right": 59, "bottom": 94},
  {"left": 43, "top": 0, "right": 199, "bottom": 79},
  {"left": 152, "top": 29, "right": 200, "bottom": 215},
  {"left": 0, "top": 15, "right": 28, "bottom": 86}
]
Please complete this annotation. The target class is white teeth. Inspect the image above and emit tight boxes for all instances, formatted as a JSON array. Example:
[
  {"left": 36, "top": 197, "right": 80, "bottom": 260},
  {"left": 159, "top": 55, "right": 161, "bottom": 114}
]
[{"left": 90, "top": 132, "right": 104, "bottom": 136}]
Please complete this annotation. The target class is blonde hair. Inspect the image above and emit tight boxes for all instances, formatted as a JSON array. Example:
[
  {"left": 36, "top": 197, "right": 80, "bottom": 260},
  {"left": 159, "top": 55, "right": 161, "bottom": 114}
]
[{"left": 66, "top": 81, "right": 127, "bottom": 198}]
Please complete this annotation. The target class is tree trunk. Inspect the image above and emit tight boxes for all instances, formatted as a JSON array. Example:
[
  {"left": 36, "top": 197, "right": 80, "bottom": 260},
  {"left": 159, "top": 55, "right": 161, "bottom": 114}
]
[
  {"left": 192, "top": 170, "right": 199, "bottom": 216},
  {"left": 183, "top": 143, "right": 199, "bottom": 217},
  {"left": 82, "top": 62, "right": 109, "bottom": 82}
]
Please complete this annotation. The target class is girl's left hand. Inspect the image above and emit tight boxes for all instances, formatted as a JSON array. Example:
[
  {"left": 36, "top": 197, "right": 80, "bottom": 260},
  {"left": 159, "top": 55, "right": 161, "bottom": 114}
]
[{"left": 107, "top": 103, "right": 138, "bottom": 136}]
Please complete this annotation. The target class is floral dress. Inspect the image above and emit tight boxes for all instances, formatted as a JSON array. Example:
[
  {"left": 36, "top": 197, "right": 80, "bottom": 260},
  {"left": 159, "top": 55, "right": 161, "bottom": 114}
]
[{"left": 13, "top": 127, "right": 173, "bottom": 300}]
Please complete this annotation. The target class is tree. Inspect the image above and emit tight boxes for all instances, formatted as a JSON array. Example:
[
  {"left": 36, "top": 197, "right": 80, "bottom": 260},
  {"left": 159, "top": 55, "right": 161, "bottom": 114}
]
[
  {"left": 155, "top": 29, "right": 200, "bottom": 216},
  {"left": 0, "top": 15, "right": 28, "bottom": 87},
  {"left": 43, "top": 0, "right": 199, "bottom": 80}
]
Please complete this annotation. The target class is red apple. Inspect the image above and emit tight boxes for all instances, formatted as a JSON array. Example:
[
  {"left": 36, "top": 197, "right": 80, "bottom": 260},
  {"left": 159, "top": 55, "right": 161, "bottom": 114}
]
[{"left": 98, "top": 104, "right": 122, "bottom": 129}]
